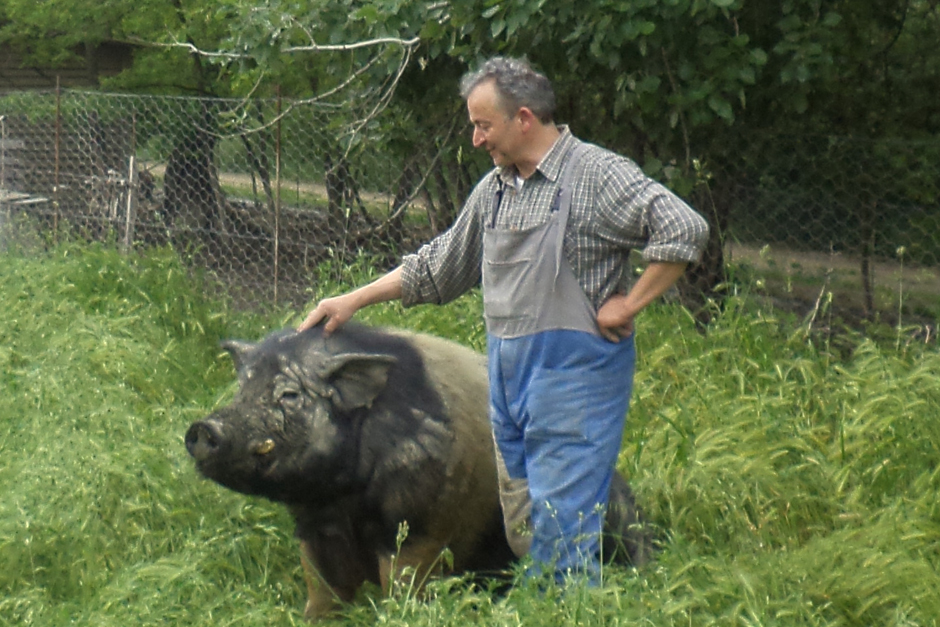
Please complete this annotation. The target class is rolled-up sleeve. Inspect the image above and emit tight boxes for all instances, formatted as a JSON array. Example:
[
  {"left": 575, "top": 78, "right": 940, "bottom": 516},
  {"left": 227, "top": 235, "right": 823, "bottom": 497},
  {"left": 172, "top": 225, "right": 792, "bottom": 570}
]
[
  {"left": 595, "top": 156, "right": 709, "bottom": 264},
  {"left": 400, "top": 186, "right": 487, "bottom": 307},
  {"left": 640, "top": 183, "right": 709, "bottom": 263}
]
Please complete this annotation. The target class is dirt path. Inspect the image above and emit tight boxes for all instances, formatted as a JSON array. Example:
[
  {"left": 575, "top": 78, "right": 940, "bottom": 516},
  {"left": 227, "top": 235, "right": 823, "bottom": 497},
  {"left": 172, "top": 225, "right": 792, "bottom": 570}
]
[
  {"left": 142, "top": 162, "right": 401, "bottom": 209},
  {"left": 143, "top": 160, "right": 939, "bottom": 308},
  {"left": 726, "top": 242, "right": 940, "bottom": 292}
]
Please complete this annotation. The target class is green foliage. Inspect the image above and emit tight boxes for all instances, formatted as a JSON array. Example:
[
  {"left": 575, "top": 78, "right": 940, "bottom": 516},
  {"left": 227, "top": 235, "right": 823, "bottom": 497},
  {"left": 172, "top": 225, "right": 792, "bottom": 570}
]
[
  {"left": 4, "top": 0, "right": 937, "bottom": 279},
  {"left": 433, "top": 0, "right": 769, "bottom": 174},
  {"left": 1, "top": 242, "right": 939, "bottom": 626},
  {"left": 739, "top": 0, "right": 940, "bottom": 138},
  {"left": 0, "top": 243, "right": 304, "bottom": 626}
]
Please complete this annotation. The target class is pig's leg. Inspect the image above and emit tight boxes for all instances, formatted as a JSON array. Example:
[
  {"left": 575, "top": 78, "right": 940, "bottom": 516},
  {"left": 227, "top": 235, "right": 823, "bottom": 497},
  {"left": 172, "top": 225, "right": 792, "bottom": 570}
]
[
  {"left": 376, "top": 538, "right": 447, "bottom": 596},
  {"left": 299, "top": 537, "right": 372, "bottom": 621}
]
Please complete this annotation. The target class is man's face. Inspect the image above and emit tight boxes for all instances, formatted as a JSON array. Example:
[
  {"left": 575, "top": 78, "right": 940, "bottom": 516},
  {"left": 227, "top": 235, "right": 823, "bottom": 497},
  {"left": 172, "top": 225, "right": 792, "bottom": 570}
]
[{"left": 467, "top": 80, "right": 523, "bottom": 169}]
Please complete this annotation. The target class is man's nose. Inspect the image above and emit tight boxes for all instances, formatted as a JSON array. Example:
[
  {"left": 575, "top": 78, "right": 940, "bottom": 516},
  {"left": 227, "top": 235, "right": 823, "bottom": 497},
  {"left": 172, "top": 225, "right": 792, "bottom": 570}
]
[{"left": 472, "top": 127, "right": 485, "bottom": 148}]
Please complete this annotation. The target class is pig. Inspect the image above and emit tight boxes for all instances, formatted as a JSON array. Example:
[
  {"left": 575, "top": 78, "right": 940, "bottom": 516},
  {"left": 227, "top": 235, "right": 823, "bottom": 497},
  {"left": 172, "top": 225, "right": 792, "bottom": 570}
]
[{"left": 185, "top": 324, "right": 654, "bottom": 621}]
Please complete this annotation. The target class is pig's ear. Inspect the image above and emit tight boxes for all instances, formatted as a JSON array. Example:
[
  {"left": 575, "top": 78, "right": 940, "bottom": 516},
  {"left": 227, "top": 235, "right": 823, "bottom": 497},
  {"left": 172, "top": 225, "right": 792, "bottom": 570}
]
[
  {"left": 317, "top": 353, "right": 397, "bottom": 412},
  {"left": 220, "top": 339, "right": 257, "bottom": 373}
]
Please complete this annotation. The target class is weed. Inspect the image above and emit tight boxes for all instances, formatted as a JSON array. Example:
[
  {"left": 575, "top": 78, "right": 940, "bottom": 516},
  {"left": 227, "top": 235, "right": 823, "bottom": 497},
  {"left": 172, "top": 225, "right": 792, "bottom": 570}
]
[{"left": 1, "top": 242, "right": 938, "bottom": 626}]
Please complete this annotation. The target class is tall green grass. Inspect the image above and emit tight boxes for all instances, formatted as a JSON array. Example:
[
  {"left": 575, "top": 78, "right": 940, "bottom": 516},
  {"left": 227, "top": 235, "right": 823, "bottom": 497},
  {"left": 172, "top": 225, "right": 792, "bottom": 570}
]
[{"left": 1, "top": 243, "right": 938, "bottom": 626}]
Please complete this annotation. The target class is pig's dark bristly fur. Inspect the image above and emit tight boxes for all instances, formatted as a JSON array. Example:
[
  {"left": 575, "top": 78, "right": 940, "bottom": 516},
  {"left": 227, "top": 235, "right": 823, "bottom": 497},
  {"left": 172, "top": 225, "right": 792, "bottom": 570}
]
[
  {"left": 186, "top": 323, "right": 657, "bottom": 621},
  {"left": 186, "top": 323, "right": 516, "bottom": 620}
]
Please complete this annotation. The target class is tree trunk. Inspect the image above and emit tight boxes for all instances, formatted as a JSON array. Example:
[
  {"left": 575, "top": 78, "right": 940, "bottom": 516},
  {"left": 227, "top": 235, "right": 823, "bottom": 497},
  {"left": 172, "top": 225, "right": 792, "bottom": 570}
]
[
  {"left": 676, "top": 183, "right": 728, "bottom": 326},
  {"left": 241, "top": 126, "right": 275, "bottom": 214},
  {"left": 859, "top": 199, "right": 877, "bottom": 318},
  {"left": 162, "top": 103, "right": 227, "bottom": 246}
]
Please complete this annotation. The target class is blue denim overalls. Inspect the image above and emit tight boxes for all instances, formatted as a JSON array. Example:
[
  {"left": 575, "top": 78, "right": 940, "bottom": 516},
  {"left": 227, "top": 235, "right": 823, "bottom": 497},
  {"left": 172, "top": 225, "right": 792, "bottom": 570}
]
[{"left": 483, "top": 142, "right": 636, "bottom": 581}]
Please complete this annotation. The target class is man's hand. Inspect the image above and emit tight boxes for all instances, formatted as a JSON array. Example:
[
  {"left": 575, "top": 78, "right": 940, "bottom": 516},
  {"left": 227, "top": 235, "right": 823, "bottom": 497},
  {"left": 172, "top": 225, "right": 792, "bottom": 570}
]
[
  {"left": 296, "top": 266, "right": 405, "bottom": 335},
  {"left": 595, "top": 261, "right": 688, "bottom": 343},
  {"left": 297, "top": 292, "right": 362, "bottom": 334},
  {"left": 596, "top": 294, "right": 636, "bottom": 343}
]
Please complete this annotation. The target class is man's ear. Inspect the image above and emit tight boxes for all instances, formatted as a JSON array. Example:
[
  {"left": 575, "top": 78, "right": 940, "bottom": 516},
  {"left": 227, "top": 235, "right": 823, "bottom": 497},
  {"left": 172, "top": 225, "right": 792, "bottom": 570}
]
[{"left": 517, "top": 106, "right": 538, "bottom": 132}]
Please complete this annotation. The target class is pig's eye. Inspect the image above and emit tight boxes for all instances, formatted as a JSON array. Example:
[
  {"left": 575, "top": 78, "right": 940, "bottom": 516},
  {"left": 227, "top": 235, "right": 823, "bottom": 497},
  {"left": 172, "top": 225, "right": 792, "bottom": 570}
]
[
  {"left": 278, "top": 390, "right": 302, "bottom": 405},
  {"left": 273, "top": 378, "right": 304, "bottom": 408}
]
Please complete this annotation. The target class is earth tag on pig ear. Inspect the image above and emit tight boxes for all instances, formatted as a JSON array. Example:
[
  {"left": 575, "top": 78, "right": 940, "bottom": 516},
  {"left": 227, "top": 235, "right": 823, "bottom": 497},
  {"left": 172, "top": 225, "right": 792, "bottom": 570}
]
[
  {"left": 220, "top": 339, "right": 257, "bottom": 372},
  {"left": 253, "top": 438, "right": 276, "bottom": 455},
  {"left": 315, "top": 353, "right": 397, "bottom": 412}
]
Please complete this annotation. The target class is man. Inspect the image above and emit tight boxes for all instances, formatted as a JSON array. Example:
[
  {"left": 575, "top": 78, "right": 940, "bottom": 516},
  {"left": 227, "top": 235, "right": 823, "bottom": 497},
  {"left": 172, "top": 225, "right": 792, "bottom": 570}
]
[{"left": 299, "top": 56, "right": 708, "bottom": 583}]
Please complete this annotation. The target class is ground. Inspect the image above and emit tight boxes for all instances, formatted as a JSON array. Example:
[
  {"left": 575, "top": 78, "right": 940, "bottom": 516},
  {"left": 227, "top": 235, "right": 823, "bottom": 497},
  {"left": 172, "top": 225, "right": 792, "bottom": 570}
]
[{"left": 726, "top": 242, "right": 939, "bottom": 341}]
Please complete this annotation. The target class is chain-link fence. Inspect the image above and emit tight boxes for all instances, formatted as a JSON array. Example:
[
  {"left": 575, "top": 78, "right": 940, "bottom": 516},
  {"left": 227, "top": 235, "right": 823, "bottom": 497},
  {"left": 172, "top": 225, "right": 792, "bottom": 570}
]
[
  {"left": 0, "top": 89, "right": 472, "bottom": 307},
  {"left": 1, "top": 89, "right": 938, "bottom": 322},
  {"left": 705, "top": 131, "right": 940, "bottom": 324}
]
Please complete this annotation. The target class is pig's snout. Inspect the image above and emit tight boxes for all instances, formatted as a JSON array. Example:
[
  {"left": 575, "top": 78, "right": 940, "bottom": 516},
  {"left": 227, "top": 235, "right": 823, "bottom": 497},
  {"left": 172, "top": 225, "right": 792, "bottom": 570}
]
[{"left": 186, "top": 420, "right": 224, "bottom": 461}]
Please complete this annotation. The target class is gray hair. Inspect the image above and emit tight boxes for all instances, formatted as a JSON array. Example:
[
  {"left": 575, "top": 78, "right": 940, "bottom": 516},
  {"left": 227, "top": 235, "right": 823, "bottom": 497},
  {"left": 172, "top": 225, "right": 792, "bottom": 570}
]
[{"left": 459, "top": 57, "right": 556, "bottom": 123}]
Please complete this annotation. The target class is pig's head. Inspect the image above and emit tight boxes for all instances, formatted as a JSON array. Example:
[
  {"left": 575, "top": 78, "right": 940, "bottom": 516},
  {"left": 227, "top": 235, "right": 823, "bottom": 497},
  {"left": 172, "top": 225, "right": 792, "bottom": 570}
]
[{"left": 185, "top": 327, "right": 397, "bottom": 504}]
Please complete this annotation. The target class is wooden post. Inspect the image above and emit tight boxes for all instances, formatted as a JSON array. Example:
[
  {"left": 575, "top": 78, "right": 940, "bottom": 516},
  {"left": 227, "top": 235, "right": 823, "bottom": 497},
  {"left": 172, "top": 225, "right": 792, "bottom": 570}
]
[
  {"left": 54, "top": 76, "right": 62, "bottom": 239},
  {"left": 0, "top": 115, "right": 6, "bottom": 251},
  {"left": 274, "top": 87, "right": 282, "bottom": 305},
  {"left": 123, "top": 155, "right": 138, "bottom": 253},
  {"left": 123, "top": 113, "right": 138, "bottom": 254},
  {"left": 0, "top": 115, "right": 5, "bottom": 188}
]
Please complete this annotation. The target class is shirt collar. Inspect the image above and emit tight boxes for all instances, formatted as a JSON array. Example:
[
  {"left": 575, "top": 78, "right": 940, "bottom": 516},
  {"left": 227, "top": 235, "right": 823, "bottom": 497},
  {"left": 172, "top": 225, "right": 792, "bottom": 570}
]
[{"left": 496, "top": 125, "right": 575, "bottom": 188}]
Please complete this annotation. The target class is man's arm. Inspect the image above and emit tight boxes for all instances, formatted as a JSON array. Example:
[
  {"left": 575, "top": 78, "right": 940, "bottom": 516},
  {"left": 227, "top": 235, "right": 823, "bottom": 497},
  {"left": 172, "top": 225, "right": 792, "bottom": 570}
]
[
  {"left": 297, "top": 266, "right": 404, "bottom": 334},
  {"left": 596, "top": 261, "right": 687, "bottom": 342}
]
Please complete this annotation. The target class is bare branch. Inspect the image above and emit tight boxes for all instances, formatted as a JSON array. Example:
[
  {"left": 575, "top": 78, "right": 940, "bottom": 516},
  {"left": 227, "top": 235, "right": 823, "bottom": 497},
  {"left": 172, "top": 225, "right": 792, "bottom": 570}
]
[
  {"left": 207, "top": 52, "right": 393, "bottom": 141},
  {"left": 283, "top": 36, "right": 420, "bottom": 54},
  {"left": 127, "top": 38, "right": 246, "bottom": 60},
  {"left": 352, "top": 111, "right": 464, "bottom": 239},
  {"left": 129, "top": 34, "right": 420, "bottom": 60},
  {"left": 341, "top": 45, "right": 415, "bottom": 156}
]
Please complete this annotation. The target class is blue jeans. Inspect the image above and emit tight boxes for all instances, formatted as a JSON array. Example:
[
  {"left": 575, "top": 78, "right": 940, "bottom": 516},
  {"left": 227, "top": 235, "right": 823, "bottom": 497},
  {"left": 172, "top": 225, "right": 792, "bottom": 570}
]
[{"left": 488, "top": 330, "right": 636, "bottom": 581}]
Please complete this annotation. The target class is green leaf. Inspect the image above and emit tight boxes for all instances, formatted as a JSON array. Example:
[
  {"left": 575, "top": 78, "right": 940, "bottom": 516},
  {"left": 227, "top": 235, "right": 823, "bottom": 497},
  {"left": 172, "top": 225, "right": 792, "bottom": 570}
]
[
  {"left": 481, "top": 5, "right": 502, "bottom": 19},
  {"left": 822, "top": 11, "right": 842, "bottom": 27},
  {"left": 750, "top": 48, "right": 769, "bottom": 66},
  {"left": 643, "top": 156, "right": 664, "bottom": 177},
  {"left": 620, "top": 20, "right": 641, "bottom": 41},
  {"left": 738, "top": 66, "right": 755, "bottom": 84},
  {"left": 506, "top": 10, "right": 526, "bottom": 37},
  {"left": 636, "top": 75, "right": 661, "bottom": 94},
  {"left": 354, "top": 5, "right": 380, "bottom": 24},
  {"left": 708, "top": 94, "right": 734, "bottom": 121}
]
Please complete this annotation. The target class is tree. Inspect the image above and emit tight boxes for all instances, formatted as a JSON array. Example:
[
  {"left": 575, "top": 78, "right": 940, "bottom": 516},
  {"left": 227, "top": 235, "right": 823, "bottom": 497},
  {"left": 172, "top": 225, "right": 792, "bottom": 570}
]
[
  {"left": 4, "top": 0, "right": 937, "bottom": 312},
  {"left": 419, "top": 0, "right": 771, "bottom": 314},
  {"left": 419, "top": 0, "right": 939, "bottom": 316},
  {"left": 1, "top": 0, "right": 423, "bottom": 254}
]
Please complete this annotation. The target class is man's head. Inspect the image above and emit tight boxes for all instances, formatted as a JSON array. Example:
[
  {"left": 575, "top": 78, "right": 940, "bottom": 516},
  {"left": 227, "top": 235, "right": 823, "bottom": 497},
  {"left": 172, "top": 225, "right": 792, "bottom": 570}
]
[
  {"left": 460, "top": 57, "right": 558, "bottom": 171},
  {"left": 459, "top": 57, "right": 556, "bottom": 123}
]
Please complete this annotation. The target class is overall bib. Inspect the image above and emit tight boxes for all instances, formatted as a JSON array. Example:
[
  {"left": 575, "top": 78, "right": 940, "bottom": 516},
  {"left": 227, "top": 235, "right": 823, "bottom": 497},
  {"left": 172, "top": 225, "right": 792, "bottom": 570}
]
[{"left": 483, "top": 143, "right": 636, "bottom": 581}]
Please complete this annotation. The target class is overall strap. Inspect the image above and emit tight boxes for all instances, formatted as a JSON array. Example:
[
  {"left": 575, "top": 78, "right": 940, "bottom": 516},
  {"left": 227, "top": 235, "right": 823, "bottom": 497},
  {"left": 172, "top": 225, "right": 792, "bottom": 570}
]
[{"left": 553, "top": 142, "right": 589, "bottom": 280}]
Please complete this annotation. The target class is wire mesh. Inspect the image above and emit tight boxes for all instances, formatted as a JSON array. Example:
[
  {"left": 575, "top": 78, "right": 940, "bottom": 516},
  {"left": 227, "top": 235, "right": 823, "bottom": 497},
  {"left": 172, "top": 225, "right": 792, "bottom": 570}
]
[
  {"left": 0, "top": 89, "right": 471, "bottom": 306},
  {"left": 0, "top": 89, "right": 938, "bottom": 317}
]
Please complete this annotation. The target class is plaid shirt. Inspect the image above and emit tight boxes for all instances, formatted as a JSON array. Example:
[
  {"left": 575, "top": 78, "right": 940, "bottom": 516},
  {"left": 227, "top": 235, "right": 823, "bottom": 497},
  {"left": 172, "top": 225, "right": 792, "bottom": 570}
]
[{"left": 401, "top": 127, "right": 709, "bottom": 310}]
